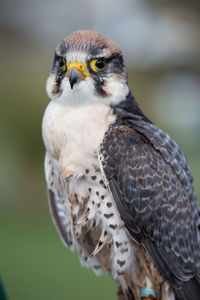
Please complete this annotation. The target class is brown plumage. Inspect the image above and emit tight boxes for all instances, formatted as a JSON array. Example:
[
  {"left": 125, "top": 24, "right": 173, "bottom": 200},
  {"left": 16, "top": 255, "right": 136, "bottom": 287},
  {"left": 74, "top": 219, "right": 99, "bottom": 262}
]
[
  {"left": 43, "top": 30, "right": 200, "bottom": 300},
  {"left": 58, "top": 29, "right": 121, "bottom": 57}
]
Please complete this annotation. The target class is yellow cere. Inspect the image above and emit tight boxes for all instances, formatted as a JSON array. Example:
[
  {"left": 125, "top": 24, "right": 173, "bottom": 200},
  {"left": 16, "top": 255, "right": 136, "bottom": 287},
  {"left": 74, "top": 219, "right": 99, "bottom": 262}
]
[{"left": 66, "top": 61, "right": 91, "bottom": 77}]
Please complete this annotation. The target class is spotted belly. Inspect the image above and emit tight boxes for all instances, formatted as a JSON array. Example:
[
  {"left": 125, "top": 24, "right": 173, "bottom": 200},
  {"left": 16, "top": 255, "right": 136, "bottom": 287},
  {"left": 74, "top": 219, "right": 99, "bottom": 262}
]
[
  {"left": 46, "top": 154, "right": 166, "bottom": 299},
  {"left": 64, "top": 163, "right": 134, "bottom": 280}
]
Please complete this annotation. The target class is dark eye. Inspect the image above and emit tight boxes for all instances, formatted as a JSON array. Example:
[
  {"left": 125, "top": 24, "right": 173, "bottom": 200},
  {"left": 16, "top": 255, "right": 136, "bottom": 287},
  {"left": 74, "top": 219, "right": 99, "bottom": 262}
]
[
  {"left": 58, "top": 57, "right": 66, "bottom": 71},
  {"left": 89, "top": 58, "right": 106, "bottom": 72},
  {"left": 95, "top": 58, "right": 106, "bottom": 70}
]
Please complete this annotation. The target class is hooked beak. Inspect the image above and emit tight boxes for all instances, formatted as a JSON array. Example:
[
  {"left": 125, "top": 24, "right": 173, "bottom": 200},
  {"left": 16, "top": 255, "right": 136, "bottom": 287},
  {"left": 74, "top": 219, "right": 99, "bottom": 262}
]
[
  {"left": 68, "top": 67, "right": 83, "bottom": 89},
  {"left": 66, "top": 62, "right": 91, "bottom": 89}
]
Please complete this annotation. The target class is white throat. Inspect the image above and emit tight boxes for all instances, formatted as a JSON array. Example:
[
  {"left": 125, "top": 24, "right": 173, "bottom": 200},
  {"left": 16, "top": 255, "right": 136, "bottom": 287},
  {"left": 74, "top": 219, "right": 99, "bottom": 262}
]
[
  {"left": 42, "top": 99, "right": 116, "bottom": 176},
  {"left": 46, "top": 74, "right": 129, "bottom": 107}
]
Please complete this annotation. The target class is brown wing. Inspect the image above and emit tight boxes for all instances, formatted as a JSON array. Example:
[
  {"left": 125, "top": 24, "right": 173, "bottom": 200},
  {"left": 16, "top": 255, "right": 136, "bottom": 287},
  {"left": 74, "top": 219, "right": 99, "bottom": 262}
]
[
  {"left": 44, "top": 153, "right": 73, "bottom": 249},
  {"left": 100, "top": 124, "right": 200, "bottom": 293}
]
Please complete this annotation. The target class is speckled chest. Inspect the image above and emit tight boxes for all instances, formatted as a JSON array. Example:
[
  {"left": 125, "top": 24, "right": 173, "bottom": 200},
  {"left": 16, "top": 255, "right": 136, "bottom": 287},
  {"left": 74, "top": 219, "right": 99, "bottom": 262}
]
[
  {"left": 65, "top": 160, "right": 136, "bottom": 282},
  {"left": 66, "top": 161, "right": 112, "bottom": 227},
  {"left": 42, "top": 99, "right": 135, "bottom": 282}
]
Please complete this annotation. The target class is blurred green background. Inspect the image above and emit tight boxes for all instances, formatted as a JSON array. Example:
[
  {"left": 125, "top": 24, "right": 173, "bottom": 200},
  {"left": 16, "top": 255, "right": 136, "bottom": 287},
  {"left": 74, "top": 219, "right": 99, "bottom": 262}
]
[{"left": 0, "top": 1, "right": 200, "bottom": 299}]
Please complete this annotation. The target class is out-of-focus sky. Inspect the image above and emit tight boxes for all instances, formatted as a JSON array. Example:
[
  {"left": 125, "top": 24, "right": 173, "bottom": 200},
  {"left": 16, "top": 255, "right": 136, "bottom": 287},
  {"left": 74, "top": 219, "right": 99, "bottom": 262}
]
[
  {"left": 0, "top": 1, "right": 200, "bottom": 299},
  {"left": 1, "top": 0, "right": 200, "bottom": 67}
]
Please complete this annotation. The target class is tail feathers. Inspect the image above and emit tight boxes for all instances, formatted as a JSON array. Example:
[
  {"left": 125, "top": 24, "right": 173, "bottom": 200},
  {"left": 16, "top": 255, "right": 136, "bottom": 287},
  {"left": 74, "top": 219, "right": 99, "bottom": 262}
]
[{"left": 174, "top": 277, "right": 200, "bottom": 300}]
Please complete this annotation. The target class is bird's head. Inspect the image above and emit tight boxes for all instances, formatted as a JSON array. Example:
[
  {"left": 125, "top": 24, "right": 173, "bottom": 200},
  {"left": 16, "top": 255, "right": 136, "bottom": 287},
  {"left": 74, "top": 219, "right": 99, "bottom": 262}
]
[{"left": 46, "top": 30, "right": 129, "bottom": 106}]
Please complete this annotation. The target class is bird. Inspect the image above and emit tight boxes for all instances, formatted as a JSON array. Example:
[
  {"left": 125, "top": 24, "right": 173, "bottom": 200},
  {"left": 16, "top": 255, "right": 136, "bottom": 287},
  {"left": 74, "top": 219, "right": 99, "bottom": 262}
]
[{"left": 42, "top": 30, "right": 200, "bottom": 300}]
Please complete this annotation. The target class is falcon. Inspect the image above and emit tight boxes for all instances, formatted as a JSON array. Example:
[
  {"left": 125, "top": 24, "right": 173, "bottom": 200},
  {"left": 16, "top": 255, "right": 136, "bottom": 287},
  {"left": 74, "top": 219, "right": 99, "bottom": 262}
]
[{"left": 42, "top": 30, "right": 200, "bottom": 300}]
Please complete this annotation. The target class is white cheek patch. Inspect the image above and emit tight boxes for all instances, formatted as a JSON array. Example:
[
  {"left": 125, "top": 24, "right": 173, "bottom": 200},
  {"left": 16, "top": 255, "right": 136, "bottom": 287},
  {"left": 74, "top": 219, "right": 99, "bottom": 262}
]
[
  {"left": 47, "top": 74, "right": 129, "bottom": 107},
  {"left": 57, "top": 75, "right": 129, "bottom": 107},
  {"left": 103, "top": 76, "right": 129, "bottom": 106}
]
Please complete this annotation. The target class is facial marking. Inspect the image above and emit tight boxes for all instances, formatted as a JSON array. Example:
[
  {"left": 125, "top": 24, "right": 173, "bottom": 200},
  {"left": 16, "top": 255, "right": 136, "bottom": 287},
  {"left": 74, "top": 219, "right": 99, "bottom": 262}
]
[{"left": 47, "top": 30, "right": 129, "bottom": 105}]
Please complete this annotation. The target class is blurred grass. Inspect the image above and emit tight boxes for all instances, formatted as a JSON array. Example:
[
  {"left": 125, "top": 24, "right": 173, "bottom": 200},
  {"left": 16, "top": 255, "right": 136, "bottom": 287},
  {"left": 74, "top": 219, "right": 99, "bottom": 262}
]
[{"left": 0, "top": 212, "right": 117, "bottom": 300}]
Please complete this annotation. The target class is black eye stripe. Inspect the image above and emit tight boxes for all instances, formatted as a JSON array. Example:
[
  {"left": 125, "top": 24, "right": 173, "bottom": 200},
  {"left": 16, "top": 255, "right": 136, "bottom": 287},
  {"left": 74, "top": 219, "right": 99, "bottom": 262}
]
[{"left": 58, "top": 57, "right": 65, "bottom": 67}]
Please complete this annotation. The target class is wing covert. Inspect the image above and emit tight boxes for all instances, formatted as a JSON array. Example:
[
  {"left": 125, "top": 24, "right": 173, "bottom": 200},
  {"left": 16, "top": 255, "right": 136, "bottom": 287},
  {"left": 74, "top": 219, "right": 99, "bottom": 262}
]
[{"left": 100, "top": 124, "right": 200, "bottom": 287}]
